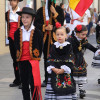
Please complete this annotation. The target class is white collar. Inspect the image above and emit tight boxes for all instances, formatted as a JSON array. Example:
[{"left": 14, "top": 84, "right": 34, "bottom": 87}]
[
  {"left": 54, "top": 41, "right": 70, "bottom": 48},
  {"left": 10, "top": 6, "right": 20, "bottom": 13},
  {"left": 74, "top": 32, "right": 82, "bottom": 41},
  {"left": 45, "top": 0, "right": 49, "bottom": 20},
  {"left": 21, "top": 23, "right": 35, "bottom": 32}
]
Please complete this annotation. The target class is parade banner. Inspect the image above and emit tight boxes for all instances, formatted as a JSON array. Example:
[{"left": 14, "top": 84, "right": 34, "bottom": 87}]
[{"left": 69, "top": 0, "right": 93, "bottom": 16}]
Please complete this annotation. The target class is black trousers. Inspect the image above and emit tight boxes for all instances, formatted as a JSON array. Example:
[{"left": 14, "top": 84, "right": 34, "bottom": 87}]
[
  {"left": 19, "top": 61, "right": 36, "bottom": 100},
  {"left": 9, "top": 37, "right": 20, "bottom": 84}
]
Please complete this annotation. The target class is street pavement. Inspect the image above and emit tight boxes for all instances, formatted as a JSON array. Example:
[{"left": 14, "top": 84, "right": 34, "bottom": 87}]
[{"left": 0, "top": 34, "right": 100, "bottom": 100}]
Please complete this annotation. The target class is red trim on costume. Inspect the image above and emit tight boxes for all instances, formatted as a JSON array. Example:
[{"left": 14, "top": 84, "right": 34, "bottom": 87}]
[
  {"left": 16, "top": 67, "right": 18, "bottom": 71},
  {"left": 46, "top": 20, "right": 49, "bottom": 35},
  {"left": 20, "top": 41, "right": 42, "bottom": 100},
  {"left": 9, "top": 22, "right": 18, "bottom": 40}
]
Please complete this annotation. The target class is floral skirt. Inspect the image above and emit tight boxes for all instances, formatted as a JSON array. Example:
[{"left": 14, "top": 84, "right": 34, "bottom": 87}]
[{"left": 44, "top": 78, "right": 78, "bottom": 100}]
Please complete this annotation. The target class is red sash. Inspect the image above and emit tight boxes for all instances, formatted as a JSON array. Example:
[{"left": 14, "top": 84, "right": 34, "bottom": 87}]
[
  {"left": 9, "top": 22, "right": 18, "bottom": 40},
  {"left": 71, "top": 18, "right": 83, "bottom": 24},
  {"left": 20, "top": 41, "right": 42, "bottom": 100}
]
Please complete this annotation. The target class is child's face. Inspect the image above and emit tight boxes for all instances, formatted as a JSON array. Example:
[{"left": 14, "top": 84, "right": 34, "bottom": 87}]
[
  {"left": 22, "top": 14, "right": 33, "bottom": 28},
  {"left": 56, "top": 28, "right": 67, "bottom": 43},
  {"left": 77, "top": 31, "right": 88, "bottom": 40},
  {"left": 10, "top": 0, "right": 18, "bottom": 8}
]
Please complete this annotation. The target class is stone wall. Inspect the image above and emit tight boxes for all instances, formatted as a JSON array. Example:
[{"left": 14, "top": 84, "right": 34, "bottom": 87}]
[{"left": 0, "top": 0, "right": 9, "bottom": 55}]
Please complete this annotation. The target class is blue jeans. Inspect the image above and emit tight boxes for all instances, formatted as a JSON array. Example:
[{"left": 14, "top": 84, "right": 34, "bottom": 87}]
[{"left": 87, "top": 22, "right": 93, "bottom": 36}]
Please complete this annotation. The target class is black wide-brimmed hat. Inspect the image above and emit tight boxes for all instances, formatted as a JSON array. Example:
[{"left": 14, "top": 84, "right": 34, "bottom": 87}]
[
  {"left": 16, "top": 7, "right": 36, "bottom": 17},
  {"left": 8, "top": 0, "right": 23, "bottom": 2}
]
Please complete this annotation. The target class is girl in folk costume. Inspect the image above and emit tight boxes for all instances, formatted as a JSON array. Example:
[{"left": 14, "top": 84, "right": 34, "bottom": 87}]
[
  {"left": 5, "top": 0, "right": 23, "bottom": 87},
  {"left": 68, "top": 25, "right": 100, "bottom": 99},
  {"left": 34, "top": 0, "right": 64, "bottom": 87},
  {"left": 69, "top": 4, "right": 91, "bottom": 36},
  {"left": 15, "top": 7, "right": 43, "bottom": 100},
  {"left": 45, "top": 23, "right": 77, "bottom": 100}
]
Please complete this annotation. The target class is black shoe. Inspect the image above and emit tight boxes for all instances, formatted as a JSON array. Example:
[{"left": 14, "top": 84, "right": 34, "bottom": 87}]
[
  {"left": 79, "top": 90, "right": 86, "bottom": 99},
  {"left": 41, "top": 80, "right": 46, "bottom": 87},
  {"left": 98, "top": 79, "right": 100, "bottom": 84},
  {"left": 9, "top": 83, "right": 20, "bottom": 87},
  {"left": 18, "top": 84, "right": 22, "bottom": 89}
]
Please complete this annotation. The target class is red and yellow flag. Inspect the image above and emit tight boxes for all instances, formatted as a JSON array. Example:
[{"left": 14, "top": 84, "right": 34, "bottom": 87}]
[{"left": 69, "top": 0, "right": 93, "bottom": 16}]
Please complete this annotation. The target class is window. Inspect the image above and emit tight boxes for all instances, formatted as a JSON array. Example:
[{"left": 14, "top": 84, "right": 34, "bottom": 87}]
[{"left": 5, "top": 0, "right": 35, "bottom": 45}]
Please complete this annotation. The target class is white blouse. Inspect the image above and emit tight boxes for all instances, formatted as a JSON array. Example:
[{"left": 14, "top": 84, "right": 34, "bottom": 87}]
[
  {"left": 9, "top": 7, "right": 20, "bottom": 22},
  {"left": 21, "top": 24, "right": 35, "bottom": 42},
  {"left": 54, "top": 41, "right": 70, "bottom": 48}
]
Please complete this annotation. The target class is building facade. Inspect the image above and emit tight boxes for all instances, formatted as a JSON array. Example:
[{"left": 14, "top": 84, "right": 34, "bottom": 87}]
[
  {"left": 0, "top": 0, "right": 41, "bottom": 55},
  {"left": 0, "top": 0, "right": 99, "bottom": 55}
]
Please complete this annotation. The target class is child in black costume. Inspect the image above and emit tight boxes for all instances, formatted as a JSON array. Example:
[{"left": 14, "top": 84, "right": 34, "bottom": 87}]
[
  {"left": 15, "top": 7, "right": 43, "bottom": 100},
  {"left": 68, "top": 25, "right": 100, "bottom": 99},
  {"left": 5, "top": 0, "right": 23, "bottom": 87},
  {"left": 44, "top": 23, "right": 77, "bottom": 100},
  {"left": 34, "top": 0, "right": 64, "bottom": 87}
]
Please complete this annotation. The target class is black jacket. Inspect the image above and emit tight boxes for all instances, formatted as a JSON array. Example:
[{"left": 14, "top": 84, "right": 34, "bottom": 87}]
[
  {"left": 68, "top": 32, "right": 97, "bottom": 76},
  {"left": 34, "top": 6, "right": 64, "bottom": 43},
  {"left": 14, "top": 28, "right": 43, "bottom": 62}
]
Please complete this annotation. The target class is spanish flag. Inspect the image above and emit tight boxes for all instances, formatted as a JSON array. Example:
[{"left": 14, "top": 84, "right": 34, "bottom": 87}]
[{"left": 69, "top": 0, "right": 93, "bottom": 16}]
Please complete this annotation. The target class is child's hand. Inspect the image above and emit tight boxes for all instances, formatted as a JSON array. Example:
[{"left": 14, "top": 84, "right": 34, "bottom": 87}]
[
  {"left": 56, "top": 69, "right": 64, "bottom": 75},
  {"left": 50, "top": 5, "right": 56, "bottom": 14},
  {"left": 98, "top": 51, "right": 100, "bottom": 55},
  {"left": 52, "top": 68, "right": 59, "bottom": 74},
  {"left": 45, "top": 24, "right": 53, "bottom": 31}
]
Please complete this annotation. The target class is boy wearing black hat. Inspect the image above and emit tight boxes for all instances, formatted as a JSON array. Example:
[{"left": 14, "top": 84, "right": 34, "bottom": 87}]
[
  {"left": 5, "top": 0, "right": 23, "bottom": 87},
  {"left": 34, "top": 0, "right": 64, "bottom": 87},
  {"left": 15, "top": 7, "right": 43, "bottom": 100}
]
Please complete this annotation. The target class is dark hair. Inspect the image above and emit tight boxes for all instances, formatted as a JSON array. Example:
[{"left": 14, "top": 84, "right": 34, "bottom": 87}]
[
  {"left": 54, "top": 26, "right": 70, "bottom": 34},
  {"left": 75, "top": 25, "right": 87, "bottom": 33},
  {"left": 60, "top": 3, "right": 64, "bottom": 7}
]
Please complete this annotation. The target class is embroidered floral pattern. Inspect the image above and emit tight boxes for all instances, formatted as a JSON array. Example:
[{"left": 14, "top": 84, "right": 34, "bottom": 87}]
[
  {"left": 33, "top": 49, "right": 39, "bottom": 57},
  {"left": 73, "top": 62, "right": 87, "bottom": 71},
  {"left": 47, "top": 59, "right": 74, "bottom": 63},
  {"left": 56, "top": 74, "right": 72, "bottom": 88}
]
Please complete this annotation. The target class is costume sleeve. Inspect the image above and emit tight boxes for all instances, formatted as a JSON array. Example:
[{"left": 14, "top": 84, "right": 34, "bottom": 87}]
[
  {"left": 94, "top": 49, "right": 100, "bottom": 56},
  {"left": 60, "top": 65, "right": 71, "bottom": 74},
  {"left": 35, "top": 28, "right": 43, "bottom": 57},
  {"left": 14, "top": 28, "right": 20, "bottom": 62},
  {"left": 34, "top": 7, "right": 44, "bottom": 32},
  {"left": 83, "top": 42, "right": 97, "bottom": 53},
  {"left": 14, "top": 28, "right": 20, "bottom": 51},
  {"left": 53, "top": 6, "right": 64, "bottom": 25},
  {"left": 47, "top": 65, "right": 55, "bottom": 74}
]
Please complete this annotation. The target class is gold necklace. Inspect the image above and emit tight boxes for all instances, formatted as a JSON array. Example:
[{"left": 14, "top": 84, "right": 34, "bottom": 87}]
[{"left": 78, "top": 41, "right": 82, "bottom": 51}]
